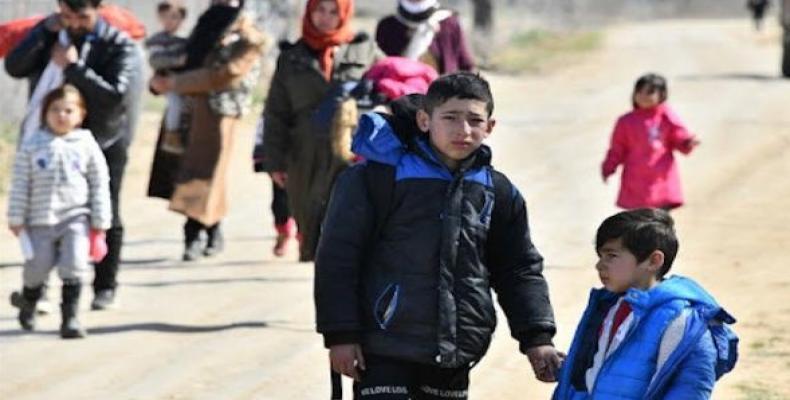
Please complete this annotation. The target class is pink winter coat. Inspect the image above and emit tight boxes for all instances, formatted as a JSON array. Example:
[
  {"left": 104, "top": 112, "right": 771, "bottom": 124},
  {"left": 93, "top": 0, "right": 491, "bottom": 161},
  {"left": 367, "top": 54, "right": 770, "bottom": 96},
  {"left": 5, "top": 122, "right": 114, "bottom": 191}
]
[{"left": 602, "top": 104, "right": 697, "bottom": 209}]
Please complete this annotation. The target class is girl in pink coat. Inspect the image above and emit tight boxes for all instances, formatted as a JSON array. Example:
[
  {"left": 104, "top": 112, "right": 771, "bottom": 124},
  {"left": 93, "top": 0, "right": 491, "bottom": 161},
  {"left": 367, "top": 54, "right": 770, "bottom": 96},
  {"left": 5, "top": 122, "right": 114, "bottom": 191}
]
[{"left": 602, "top": 73, "right": 700, "bottom": 210}]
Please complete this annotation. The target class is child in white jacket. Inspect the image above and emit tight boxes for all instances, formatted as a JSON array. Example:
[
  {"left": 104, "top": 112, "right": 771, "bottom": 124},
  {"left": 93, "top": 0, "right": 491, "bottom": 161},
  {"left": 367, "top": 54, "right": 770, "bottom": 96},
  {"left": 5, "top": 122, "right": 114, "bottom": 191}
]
[{"left": 7, "top": 84, "right": 111, "bottom": 339}]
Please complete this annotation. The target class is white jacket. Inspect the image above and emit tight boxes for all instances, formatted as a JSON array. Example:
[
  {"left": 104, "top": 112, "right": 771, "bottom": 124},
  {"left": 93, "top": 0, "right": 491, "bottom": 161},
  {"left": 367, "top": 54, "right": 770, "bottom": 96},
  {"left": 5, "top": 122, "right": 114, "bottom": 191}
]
[{"left": 7, "top": 128, "right": 111, "bottom": 229}]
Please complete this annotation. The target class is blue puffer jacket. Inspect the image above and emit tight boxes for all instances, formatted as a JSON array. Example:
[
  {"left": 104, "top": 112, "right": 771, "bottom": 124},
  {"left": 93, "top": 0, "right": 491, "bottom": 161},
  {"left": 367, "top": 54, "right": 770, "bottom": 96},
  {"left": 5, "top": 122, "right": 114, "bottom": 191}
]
[{"left": 553, "top": 276, "right": 738, "bottom": 400}]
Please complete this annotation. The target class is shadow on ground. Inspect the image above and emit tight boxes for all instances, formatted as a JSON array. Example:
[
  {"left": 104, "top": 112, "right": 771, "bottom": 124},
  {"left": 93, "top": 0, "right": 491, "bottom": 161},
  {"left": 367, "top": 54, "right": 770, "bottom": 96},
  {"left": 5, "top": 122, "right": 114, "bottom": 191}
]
[
  {"left": 677, "top": 72, "right": 789, "bottom": 82},
  {"left": 125, "top": 276, "right": 310, "bottom": 288},
  {"left": 0, "top": 321, "right": 270, "bottom": 337}
]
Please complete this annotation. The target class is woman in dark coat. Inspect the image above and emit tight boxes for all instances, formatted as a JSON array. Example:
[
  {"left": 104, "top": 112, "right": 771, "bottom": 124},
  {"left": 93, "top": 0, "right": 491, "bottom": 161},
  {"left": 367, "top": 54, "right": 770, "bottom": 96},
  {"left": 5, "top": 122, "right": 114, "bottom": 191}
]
[
  {"left": 149, "top": 0, "right": 267, "bottom": 261},
  {"left": 375, "top": 0, "right": 475, "bottom": 74},
  {"left": 260, "top": 0, "right": 380, "bottom": 262}
]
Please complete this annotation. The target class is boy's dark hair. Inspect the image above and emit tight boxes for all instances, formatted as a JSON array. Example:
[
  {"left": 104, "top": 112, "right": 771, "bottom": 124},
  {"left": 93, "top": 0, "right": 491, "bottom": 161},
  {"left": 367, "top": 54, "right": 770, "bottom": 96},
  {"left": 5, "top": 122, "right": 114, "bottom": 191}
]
[
  {"left": 41, "top": 84, "right": 87, "bottom": 126},
  {"left": 59, "top": 0, "right": 102, "bottom": 10},
  {"left": 424, "top": 72, "right": 494, "bottom": 117},
  {"left": 158, "top": 1, "right": 188, "bottom": 19},
  {"left": 632, "top": 72, "right": 668, "bottom": 108},
  {"left": 596, "top": 208, "right": 679, "bottom": 278}
]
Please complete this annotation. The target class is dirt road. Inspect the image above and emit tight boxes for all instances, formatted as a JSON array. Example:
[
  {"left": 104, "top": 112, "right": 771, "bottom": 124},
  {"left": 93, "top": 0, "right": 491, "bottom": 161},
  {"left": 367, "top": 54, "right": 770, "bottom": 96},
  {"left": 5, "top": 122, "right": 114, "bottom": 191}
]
[{"left": 1, "top": 19, "right": 788, "bottom": 400}]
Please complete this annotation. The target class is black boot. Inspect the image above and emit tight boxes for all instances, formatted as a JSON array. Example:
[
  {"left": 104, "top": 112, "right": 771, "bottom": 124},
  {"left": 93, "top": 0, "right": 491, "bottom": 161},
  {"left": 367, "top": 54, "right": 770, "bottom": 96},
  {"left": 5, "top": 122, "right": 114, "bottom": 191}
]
[
  {"left": 17, "top": 286, "right": 43, "bottom": 331},
  {"left": 204, "top": 223, "right": 224, "bottom": 257},
  {"left": 183, "top": 218, "right": 204, "bottom": 261},
  {"left": 60, "top": 280, "right": 86, "bottom": 339}
]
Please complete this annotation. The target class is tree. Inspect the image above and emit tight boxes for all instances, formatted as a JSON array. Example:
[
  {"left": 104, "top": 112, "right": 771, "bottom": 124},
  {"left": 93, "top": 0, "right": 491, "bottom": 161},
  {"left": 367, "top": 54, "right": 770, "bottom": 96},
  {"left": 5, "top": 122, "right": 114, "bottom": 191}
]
[{"left": 470, "top": 0, "right": 494, "bottom": 32}]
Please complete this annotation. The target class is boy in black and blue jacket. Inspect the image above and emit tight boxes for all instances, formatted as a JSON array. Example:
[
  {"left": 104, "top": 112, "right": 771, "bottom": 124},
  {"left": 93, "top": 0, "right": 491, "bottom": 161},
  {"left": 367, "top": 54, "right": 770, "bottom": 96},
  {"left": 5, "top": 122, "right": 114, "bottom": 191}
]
[{"left": 315, "top": 72, "right": 562, "bottom": 399}]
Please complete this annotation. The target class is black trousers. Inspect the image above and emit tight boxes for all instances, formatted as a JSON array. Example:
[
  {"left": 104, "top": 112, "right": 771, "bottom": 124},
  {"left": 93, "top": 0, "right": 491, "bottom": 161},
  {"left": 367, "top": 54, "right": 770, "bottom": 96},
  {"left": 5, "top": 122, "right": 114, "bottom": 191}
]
[
  {"left": 271, "top": 181, "right": 291, "bottom": 226},
  {"left": 353, "top": 355, "right": 470, "bottom": 400},
  {"left": 93, "top": 139, "right": 128, "bottom": 292},
  {"left": 184, "top": 218, "right": 220, "bottom": 243}
]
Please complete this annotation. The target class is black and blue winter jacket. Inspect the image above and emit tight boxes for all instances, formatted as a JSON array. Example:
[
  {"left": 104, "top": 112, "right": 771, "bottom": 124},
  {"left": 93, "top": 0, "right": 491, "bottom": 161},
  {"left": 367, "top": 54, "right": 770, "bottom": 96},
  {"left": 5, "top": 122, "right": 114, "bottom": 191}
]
[{"left": 314, "top": 110, "right": 556, "bottom": 368}]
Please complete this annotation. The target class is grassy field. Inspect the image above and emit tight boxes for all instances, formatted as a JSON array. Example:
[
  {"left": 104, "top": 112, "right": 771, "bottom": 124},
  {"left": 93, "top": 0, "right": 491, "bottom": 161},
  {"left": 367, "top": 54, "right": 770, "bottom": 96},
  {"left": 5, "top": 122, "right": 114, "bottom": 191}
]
[{"left": 489, "top": 28, "right": 603, "bottom": 74}]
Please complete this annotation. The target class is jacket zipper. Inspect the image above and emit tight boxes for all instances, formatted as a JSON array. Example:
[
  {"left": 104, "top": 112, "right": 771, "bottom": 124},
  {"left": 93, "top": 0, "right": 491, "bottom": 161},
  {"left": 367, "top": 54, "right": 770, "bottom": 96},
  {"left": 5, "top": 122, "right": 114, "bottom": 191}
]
[{"left": 588, "top": 314, "right": 642, "bottom": 398}]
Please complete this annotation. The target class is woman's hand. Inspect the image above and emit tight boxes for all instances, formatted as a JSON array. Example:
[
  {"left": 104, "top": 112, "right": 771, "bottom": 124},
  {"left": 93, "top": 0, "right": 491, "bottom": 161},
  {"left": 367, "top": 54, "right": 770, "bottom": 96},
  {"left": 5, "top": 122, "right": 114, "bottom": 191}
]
[
  {"left": 270, "top": 171, "right": 288, "bottom": 189},
  {"left": 149, "top": 75, "right": 175, "bottom": 95},
  {"left": 8, "top": 225, "right": 23, "bottom": 237}
]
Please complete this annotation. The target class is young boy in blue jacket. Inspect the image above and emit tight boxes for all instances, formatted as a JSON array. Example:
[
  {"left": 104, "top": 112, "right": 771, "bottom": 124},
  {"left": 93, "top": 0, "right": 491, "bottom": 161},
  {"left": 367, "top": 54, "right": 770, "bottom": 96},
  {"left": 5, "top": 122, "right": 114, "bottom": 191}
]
[
  {"left": 315, "top": 72, "right": 563, "bottom": 399},
  {"left": 553, "top": 208, "right": 738, "bottom": 400}
]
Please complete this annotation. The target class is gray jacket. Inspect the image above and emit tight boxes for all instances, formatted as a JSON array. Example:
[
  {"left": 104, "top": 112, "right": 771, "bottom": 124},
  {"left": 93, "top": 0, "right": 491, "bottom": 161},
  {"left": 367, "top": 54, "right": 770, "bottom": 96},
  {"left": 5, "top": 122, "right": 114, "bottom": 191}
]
[{"left": 7, "top": 128, "right": 112, "bottom": 229}]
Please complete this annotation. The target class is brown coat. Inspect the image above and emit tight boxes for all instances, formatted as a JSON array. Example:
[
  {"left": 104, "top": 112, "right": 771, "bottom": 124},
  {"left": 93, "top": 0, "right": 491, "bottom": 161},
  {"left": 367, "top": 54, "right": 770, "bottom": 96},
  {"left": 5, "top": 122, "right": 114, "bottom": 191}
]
[{"left": 160, "top": 15, "right": 266, "bottom": 226}]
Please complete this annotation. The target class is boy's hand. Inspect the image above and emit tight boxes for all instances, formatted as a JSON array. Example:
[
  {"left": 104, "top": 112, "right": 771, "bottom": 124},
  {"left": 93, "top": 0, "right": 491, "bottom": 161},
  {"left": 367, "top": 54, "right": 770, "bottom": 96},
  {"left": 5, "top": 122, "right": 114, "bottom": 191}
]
[
  {"left": 526, "top": 345, "right": 566, "bottom": 383},
  {"left": 9, "top": 225, "right": 23, "bottom": 237},
  {"left": 329, "top": 344, "right": 366, "bottom": 381}
]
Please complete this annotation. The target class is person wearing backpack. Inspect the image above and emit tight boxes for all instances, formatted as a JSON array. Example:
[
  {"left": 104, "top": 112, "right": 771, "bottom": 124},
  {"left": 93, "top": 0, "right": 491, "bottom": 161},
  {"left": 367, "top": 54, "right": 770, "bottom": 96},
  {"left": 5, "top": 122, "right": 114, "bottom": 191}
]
[
  {"left": 553, "top": 208, "right": 738, "bottom": 400},
  {"left": 315, "top": 72, "right": 562, "bottom": 399}
]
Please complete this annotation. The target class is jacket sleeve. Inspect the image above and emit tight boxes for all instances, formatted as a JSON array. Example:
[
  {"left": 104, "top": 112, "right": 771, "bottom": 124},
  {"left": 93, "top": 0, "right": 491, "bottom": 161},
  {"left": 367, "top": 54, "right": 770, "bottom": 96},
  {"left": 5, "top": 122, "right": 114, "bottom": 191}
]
[
  {"left": 6, "top": 145, "right": 32, "bottom": 227},
  {"left": 4, "top": 20, "right": 56, "bottom": 79},
  {"left": 64, "top": 37, "right": 138, "bottom": 111},
  {"left": 86, "top": 138, "right": 112, "bottom": 230},
  {"left": 664, "top": 108, "right": 696, "bottom": 155},
  {"left": 451, "top": 16, "right": 476, "bottom": 72},
  {"left": 314, "top": 165, "right": 376, "bottom": 347},
  {"left": 487, "top": 185, "right": 556, "bottom": 351},
  {"left": 601, "top": 117, "right": 628, "bottom": 178},
  {"left": 260, "top": 55, "right": 294, "bottom": 172},
  {"left": 171, "top": 41, "right": 261, "bottom": 95},
  {"left": 661, "top": 329, "right": 716, "bottom": 400}
]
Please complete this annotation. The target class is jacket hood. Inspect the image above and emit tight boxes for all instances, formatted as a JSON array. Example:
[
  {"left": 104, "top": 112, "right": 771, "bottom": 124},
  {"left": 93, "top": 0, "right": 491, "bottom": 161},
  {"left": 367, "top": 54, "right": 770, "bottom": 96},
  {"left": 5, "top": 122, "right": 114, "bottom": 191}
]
[
  {"left": 352, "top": 111, "right": 407, "bottom": 166},
  {"left": 352, "top": 94, "right": 494, "bottom": 173},
  {"left": 625, "top": 275, "right": 736, "bottom": 323}
]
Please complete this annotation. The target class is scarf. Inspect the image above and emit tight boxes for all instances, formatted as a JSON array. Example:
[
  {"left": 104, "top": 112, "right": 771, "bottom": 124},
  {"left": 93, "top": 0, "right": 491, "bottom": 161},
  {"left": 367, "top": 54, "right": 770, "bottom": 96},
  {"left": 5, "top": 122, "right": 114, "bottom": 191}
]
[
  {"left": 301, "top": 0, "right": 355, "bottom": 81},
  {"left": 398, "top": 0, "right": 439, "bottom": 17}
]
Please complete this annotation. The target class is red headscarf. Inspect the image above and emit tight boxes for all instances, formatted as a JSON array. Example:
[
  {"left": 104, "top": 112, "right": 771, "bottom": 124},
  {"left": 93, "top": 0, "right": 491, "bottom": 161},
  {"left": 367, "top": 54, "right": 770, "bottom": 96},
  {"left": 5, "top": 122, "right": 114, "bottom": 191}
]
[{"left": 301, "top": 0, "right": 355, "bottom": 81}]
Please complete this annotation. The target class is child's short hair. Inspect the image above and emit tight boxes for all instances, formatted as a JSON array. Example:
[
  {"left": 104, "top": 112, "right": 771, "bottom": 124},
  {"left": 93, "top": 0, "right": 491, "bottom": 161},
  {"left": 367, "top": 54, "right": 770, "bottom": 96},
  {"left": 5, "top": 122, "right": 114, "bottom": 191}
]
[
  {"left": 632, "top": 73, "right": 668, "bottom": 108},
  {"left": 596, "top": 208, "right": 679, "bottom": 278},
  {"left": 424, "top": 72, "right": 494, "bottom": 117},
  {"left": 158, "top": 0, "right": 187, "bottom": 19},
  {"left": 41, "top": 84, "right": 87, "bottom": 124}
]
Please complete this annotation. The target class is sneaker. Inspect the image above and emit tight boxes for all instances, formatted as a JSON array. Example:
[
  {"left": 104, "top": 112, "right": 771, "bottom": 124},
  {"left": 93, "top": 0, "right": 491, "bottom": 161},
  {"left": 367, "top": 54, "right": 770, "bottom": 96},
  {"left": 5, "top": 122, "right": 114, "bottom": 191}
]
[
  {"left": 91, "top": 289, "right": 117, "bottom": 310},
  {"left": 273, "top": 218, "right": 296, "bottom": 257},
  {"left": 203, "top": 225, "right": 224, "bottom": 257},
  {"left": 183, "top": 238, "right": 204, "bottom": 261},
  {"left": 273, "top": 233, "right": 290, "bottom": 257}
]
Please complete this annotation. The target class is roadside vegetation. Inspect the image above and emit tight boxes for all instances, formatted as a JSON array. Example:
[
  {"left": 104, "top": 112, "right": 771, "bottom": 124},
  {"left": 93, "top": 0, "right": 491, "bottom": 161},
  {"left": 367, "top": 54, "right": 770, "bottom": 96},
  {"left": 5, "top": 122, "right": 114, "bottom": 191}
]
[{"left": 489, "top": 28, "right": 603, "bottom": 74}]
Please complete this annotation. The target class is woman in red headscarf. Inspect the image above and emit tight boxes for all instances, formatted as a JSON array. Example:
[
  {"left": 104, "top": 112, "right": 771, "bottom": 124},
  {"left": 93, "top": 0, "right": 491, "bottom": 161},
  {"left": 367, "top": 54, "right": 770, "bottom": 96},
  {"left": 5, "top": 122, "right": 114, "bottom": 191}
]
[{"left": 257, "top": 0, "right": 380, "bottom": 261}]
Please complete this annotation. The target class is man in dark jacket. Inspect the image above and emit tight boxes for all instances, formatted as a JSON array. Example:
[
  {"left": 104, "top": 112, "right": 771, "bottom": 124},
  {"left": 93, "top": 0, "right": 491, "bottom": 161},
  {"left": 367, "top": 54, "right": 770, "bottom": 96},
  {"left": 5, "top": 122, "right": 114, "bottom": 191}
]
[
  {"left": 315, "top": 73, "right": 562, "bottom": 399},
  {"left": 5, "top": 0, "right": 144, "bottom": 310}
]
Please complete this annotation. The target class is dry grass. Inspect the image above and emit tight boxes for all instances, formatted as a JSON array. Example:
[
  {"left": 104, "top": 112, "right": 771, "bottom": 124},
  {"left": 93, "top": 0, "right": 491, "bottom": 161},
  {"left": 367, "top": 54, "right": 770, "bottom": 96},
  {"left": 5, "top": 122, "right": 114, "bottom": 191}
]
[{"left": 489, "top": 28, "right": 603, "bottom": 74}]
